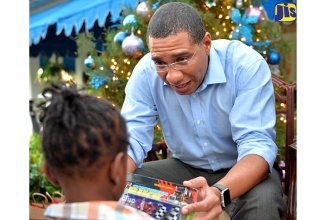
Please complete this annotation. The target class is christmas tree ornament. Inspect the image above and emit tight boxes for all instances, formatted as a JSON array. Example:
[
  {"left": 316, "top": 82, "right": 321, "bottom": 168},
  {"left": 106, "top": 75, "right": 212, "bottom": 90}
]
[
  {"left": 244, "top": 40, "right": 271, "bottom": 54},
  {"left": 86, "top": 72, "right": 109, "bottom": 89},
  {"left": 114, "top": 31, "right": 130, "bottom": 46},
  {"left": 136, "top": 1, "right": 151, "bottom": 18},
  {"left": 267, "top": 50, "right": 281, "bottom": 65},
  {"left": 269, "top": 64, "right": 280, "bottom": 77},
  {"left": 152, "top": 0, "right": 163, "bottom": 10},
  {"left": 230, "top": 8, "right": 259, "bottom": 42},
  {"left": 84, "top": 56, "right": 96, "bottom": 69},
  {"left": 121, "top": 34, "right": 145, "bottom": 58},
  {"left": 247, "top": 7, "right": 263, "bottom": 24},
  {"left": 205, "top": 0, "right": 216, "bottom": 8},
  {"left": 123, "top": 14, "right": 137, "bottom": 27},
  {"left": 236, "top": 0, "right": 243, "bottom": 8}
]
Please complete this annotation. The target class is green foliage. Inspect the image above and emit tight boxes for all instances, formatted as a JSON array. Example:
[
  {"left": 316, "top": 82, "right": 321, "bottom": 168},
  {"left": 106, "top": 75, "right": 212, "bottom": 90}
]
[
  {"left": 75, "top": 32, "right": 97, "bottom": 57},
  {"left": 36, "top": 54, "right": 76, "bottom": 93},
  {"left": 41, "top": 57, "right": 65, "bottom": 79},
  {"left": 29, "top": 132, "right": 61, "bottom": 203}
]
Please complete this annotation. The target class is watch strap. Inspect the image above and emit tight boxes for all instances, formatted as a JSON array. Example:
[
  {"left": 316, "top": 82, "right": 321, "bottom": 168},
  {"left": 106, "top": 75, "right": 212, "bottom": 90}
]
[
  {"left": 212, "top": 183, "right": 226, "bottom": 191},
  {"left": 211, "top": 183, "right": 230, "bottom": 208}
]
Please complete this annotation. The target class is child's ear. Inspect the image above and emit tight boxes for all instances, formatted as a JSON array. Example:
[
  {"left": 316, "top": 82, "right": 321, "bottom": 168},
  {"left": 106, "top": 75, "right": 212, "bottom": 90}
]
[
  {"left": 110, "top": 152, "right": 126, "bottom": 185},
  {"left": 43, "top": 161, "right": 60, "bottom": 187}
]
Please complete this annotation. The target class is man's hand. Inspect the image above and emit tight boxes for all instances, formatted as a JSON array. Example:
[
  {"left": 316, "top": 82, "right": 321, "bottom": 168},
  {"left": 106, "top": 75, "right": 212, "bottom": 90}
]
[{"left": 181, "top": 176, "right": 223, "bottom": 220}]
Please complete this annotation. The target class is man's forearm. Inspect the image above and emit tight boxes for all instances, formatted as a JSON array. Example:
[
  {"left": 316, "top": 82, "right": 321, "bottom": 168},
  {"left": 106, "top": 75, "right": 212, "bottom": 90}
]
[
  {"left": 213, "top": 154, "right": 269, "bottom": 200},
  {"left": 127, "top": 155, "right": 137, "bottom": 173}
]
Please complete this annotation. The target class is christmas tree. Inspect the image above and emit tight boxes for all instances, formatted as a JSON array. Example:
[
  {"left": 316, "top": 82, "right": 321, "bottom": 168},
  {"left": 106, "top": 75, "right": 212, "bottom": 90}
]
[{"left": 76, "top": 0, "right": 294, "bottom": 147}]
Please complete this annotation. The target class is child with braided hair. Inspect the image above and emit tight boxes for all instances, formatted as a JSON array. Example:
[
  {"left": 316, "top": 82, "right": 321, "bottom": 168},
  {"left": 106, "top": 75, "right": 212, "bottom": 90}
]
[{"left": 37, "top": 82, "right": 153, "bottom": 220}]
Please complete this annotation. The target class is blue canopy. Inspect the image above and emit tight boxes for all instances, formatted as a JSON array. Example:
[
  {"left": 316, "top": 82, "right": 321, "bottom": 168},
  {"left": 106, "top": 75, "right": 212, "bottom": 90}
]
[{"left": 30, "top": 0, "right": 139, "bottom": 46}]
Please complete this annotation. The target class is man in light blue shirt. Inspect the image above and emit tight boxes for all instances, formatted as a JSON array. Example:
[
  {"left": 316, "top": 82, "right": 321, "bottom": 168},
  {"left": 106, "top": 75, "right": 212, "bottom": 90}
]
[{"left": 121, "top": 2, "right": 286, "bottom": 219}]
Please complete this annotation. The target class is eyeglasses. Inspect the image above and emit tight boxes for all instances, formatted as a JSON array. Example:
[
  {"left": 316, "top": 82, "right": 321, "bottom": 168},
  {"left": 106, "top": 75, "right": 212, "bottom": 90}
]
[{"left": 153, "top": 43, "right": 201, "bottom": 72}]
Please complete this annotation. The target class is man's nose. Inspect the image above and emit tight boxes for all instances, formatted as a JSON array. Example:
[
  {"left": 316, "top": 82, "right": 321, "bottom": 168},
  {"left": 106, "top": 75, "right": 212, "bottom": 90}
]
[{"left": 166, "top": 67, "right": 183, "bottom": 85}]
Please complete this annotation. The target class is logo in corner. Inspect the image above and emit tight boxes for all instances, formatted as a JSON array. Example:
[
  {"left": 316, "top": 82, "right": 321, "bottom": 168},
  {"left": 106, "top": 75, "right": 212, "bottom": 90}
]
[{"left": 274, "top": 3, "right": 296, "bottom": 22}]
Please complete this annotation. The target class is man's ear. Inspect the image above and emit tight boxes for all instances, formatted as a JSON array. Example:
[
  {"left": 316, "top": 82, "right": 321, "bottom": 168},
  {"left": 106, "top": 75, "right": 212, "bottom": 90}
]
[
  {"left": 43, "top": 161, "right": 60, "bottom": 187},
  {"left": 203, "top": 32, "right": 212, "bottom": 55},
  {"left": 110, "top": 152, "right": 126, "bottom": 185}
]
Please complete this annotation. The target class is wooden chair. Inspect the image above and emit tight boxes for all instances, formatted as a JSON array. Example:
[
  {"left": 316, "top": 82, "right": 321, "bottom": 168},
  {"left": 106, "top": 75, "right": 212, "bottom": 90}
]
[
  {"left": 144, "top": 139, "right": 168, "bottom": 162},
  {"left": 272, "top": 75, "right": 297, "bottom": 220},
  {"left": 145, "top": 75, "right": 297, "bottom": 220}
]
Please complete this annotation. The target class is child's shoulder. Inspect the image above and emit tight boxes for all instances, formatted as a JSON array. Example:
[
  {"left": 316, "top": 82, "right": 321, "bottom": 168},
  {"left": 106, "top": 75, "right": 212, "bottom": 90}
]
[{"left": 44, "top": 201, "right": 154, "bottom": 220}]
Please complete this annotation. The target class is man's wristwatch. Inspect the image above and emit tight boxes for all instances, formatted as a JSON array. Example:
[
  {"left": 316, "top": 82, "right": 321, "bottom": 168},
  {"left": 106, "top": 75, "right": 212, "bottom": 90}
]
[{"left": 211, "top": 183, "right": 231, "bottom": 208}]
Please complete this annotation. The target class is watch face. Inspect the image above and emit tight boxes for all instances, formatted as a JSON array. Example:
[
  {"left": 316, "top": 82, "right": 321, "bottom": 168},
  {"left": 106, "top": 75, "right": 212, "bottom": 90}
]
[{"left": 221, "top": 189, "right": 231, "bottom": 207}]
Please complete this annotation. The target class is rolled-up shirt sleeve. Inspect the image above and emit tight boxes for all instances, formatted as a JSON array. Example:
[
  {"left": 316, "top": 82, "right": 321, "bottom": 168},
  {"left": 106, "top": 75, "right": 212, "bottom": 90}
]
[
  {"left": 230, "top": 56, "right": 277, "bottom": 172},
  {"left": 121, "top": 58, "right": 159, "bottom": 168}
]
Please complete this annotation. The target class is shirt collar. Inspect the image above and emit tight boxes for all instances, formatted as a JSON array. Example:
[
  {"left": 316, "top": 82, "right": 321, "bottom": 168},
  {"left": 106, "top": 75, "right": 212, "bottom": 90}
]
[
  {"left": 195, "top": 43, "right": 226, "bottom": 92},
  {"left": 204, "top": 43, "right": 227, "bottom": 85}
]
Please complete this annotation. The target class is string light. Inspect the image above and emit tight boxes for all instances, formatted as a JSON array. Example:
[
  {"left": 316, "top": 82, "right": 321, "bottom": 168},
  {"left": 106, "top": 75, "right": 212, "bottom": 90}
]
[
  {"left": 61, "top": 70, "right": 73, "bottom": 81},
  {"left": 37, "top": 68, "right": 43, "bottom": 76},
  {"left": 37, "top": 68, "right": 43, "bottom": 82}
]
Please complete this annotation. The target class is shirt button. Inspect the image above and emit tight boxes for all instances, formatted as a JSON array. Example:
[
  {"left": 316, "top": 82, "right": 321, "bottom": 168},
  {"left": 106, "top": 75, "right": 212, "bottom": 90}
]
[
  {"left": 211, "top": 160, "right": 215, "bottom": 164},
  {"left": 196, "top": 120, "right": 201, "bottom": 125},
  {"left": 204, "top": 143, "right": 208, "bottom": 147},
  {"left": 192, "top": 94, "right": 197, "bottom": 98}
]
